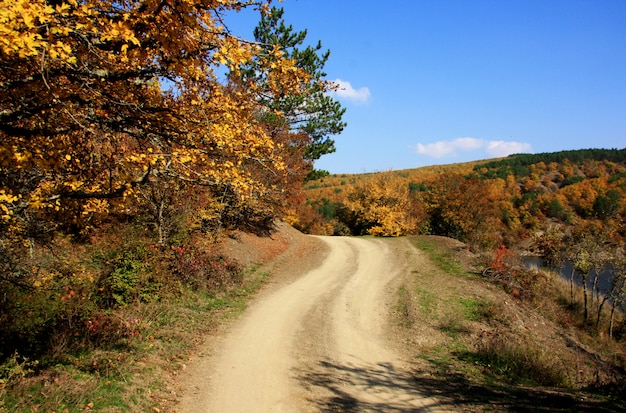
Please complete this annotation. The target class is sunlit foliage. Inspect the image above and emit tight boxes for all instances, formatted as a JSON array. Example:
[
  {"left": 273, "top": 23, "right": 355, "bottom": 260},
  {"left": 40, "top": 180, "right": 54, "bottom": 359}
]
[
  {"left": 344, "top": 172, "right": 418, "bottom": 236},
  {"left": 1, "top": 0, "right": 313, "bottom": 239},
  {"left": 303, "top": 150, "right": 626, "bottom": 250}
]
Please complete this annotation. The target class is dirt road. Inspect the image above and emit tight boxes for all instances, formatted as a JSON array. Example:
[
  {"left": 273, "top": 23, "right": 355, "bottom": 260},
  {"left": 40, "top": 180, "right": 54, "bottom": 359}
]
[{"left": 177, "top": 236, "right": 442, "bottom": 412}]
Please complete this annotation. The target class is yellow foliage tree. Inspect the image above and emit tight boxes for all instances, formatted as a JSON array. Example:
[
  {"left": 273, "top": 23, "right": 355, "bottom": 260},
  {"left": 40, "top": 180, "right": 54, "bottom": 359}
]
[
  {"left": 562, "top": 178, "right": 601, "bottom": 218},
  {"left": 1, "top": 0, "right": 346, "bottom": 373},
  {"left": 0, "top": 0, "right": 312, "bottom": 239},
  {"left": 345, "top": 172, "right": 417, "bottom": 237}
]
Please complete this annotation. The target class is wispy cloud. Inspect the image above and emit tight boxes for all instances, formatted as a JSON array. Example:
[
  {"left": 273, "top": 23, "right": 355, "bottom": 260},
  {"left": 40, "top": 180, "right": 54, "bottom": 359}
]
[
  {"left": 331, "top": 79, "right": 371, "bottom": 104},
  {"left": 416, "top": 137, "right": 532, "bottom": 159}
]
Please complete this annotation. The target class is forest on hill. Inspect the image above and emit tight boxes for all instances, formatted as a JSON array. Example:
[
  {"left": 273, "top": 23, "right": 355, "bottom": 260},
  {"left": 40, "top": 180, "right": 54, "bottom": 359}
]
[{"left": 298, "top": 148, "right": 626, "bottom": 248}]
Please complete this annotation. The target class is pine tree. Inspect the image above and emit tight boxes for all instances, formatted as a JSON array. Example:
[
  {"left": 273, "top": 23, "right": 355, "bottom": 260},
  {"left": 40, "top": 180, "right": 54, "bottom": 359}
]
[{"left": 239, "top": 7, "right": 346, "bottom": 174}]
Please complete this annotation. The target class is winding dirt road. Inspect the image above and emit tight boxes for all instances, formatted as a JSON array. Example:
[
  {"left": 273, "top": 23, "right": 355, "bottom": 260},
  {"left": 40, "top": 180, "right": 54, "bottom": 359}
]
[{"left": 177, "top": 236, "right": 442, "bottom": 412}]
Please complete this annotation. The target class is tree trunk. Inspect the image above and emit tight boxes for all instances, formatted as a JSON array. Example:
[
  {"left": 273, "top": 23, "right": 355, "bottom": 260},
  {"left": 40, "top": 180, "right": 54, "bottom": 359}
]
[
  {"left": 608, "top": 303, "right": 616, "bottom": 338},
  {"left": 569, "top": 267, "right": 576, "bottom": 307},
  {"left": 582, "top": 274, "right": 589, "bottom": 321},
  {"left": 591, "top": 270, "right": 600, "bottom": 313},
  {"left": 158, "top": 198, "right": 166, "bottom": 246},
  {"left": 596, "top": 295, "right": 608, "bottom": 328}
]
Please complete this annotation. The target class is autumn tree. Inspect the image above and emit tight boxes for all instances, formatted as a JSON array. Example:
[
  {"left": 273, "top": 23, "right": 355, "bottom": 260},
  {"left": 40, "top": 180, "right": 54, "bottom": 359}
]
[
  {"left": 562, "top": 179, "right": 600, "bottom": 218},
  {"left": 344, "top": 172, "right": 417, "bottom": 237},
  {"left": 0, "top": 0, "right": 334, "bottom": 368},
  {"left": 532, "top": 225, "right": 567, "bottom": 269},
  {"left": 423, "top": 173, "right": 506, "bottom": 250},
  {"left": 607, "top": 248, "right": 626, "bottom": 338},
  {"left": 565, "top": 228, "right": 609, "bottom": 322},
  {"left": 1, "top": 0, "right": 314, "bottom": 281},
  {"left": 593, "top": 188, "right": 621, "bottom": 220},
  {"left": 238, "top": 6, "right": 346, "bottom": 176}
]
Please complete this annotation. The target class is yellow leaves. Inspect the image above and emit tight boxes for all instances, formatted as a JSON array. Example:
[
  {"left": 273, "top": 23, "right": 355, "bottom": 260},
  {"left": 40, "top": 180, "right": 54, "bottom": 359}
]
[
  {"left": 0, "top": 0, "right": 53, "bottom": 31},
  {"left": 262, "top": 54, "right": 311, "bottom": 98},
  {"left": 215, "top": 48, "right": 229, "bottom": 66},
  {"left": 11, "top": 148, "right": 31, "bottom": 168},
  {"left": 127, "top": 153, "right": 147, "bottom": 163},
  {"left": 54, "top": 1, "right": 73, "bottom": 16},
  {"left": 63, "top": 180, "right": 82, "bottom": 191},
  {"left": 0, "top": 0, "right": 81, "bottom": 63},
  {"left": 32, "top": 269, "right": 55, "bottom": 288},
  {"left": 0, "top": 0, "right": 153, "bottom": 65},
  {"left": 345, "top": 172, "right": 417, "bottom": 237},
  {"left": 50, "top": 25, "right": 72, "bottom": 36},
  {"left": 100, "top": 20, "right": 140, "bottom": 47},
  {"left": 2, "top": 0, "right": 309, "bottom": 238},
  {"left": 81, "top": 199, "right": 108, "bottom": 216},
  {"left": 0, "top": 190, "right": 20, "bottom": 221},
  {"left": 0, "top": 191, "right": 19, "bottom": 205},
  {"left": 47, "top": 40, "right": 74, "bottom": 62},
  {"left": 213, "top": 36, "right": 254, "bottom": 70}
]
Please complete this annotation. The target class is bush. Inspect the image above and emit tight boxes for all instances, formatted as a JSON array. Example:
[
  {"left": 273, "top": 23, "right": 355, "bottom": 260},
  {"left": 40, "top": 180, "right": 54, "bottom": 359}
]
[
  {"left": 482, "top": 245, "right": 543, "bottom": 299},
  {"left": 167, "top": 244, "right": 243, "bottom": 291},
  {"left": 97, "top": 245, "right": 160, "bottom": 308}
]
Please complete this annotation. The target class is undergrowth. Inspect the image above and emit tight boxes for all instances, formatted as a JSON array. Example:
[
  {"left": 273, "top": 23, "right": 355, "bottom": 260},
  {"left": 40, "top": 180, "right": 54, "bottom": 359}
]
[{"left": 0, "top": 229, "right": 270, "bottom": 413}]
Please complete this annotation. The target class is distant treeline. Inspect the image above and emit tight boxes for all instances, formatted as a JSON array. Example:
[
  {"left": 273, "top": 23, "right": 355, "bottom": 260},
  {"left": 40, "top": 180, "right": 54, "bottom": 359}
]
[{"left": 471, "top": 148, "right": 626, "bottom": 180}]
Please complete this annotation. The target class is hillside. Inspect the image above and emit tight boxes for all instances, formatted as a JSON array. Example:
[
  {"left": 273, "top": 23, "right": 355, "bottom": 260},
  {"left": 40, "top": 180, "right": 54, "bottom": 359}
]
[
  {"left": 1, "top": 220, "right": 624, "bottom": 411},
  {"left": 302, "top": 159, "right": 483, "bottom": 204},
  {"left": 3, "top": 1, "right": 622, "bottom": 410},
  {"left": 296, "top": 148, "right": 626, "bottom": 247},
  {"left": 294, "top": 148, "right": 626, "bottom": 366},
  {"left": 393, "top": 235, "right": 625, "bottom": 411}
]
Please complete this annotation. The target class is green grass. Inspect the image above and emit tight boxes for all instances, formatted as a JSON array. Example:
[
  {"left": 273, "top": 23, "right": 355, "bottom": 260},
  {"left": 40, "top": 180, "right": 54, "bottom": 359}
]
[
  {"left": 458, "top": 297, "right": 494, "bottom": 321},
  {"left": 455, "top": 338, "right": 571, "bottom": 387},
  {"left": 415, "top": 288, "right": 436, "bottom": 315},
  {"left": 412, "top": 237, "right": 469, "bottom": 277}
]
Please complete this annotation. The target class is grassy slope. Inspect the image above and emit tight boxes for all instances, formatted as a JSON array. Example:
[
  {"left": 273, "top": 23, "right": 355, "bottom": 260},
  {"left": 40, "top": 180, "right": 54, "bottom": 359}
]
[
  {"left": 392, "top": 235, "right": 625, "bottom": 412},
  {"left": 0, "top": 256, "right": 272, "bottom": 413},
  {"left": 0, "top": 223, "right": 308, "bottom": 413}
]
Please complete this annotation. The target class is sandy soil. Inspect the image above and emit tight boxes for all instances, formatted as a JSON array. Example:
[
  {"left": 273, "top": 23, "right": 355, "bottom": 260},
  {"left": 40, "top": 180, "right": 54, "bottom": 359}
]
[{"left": 176, "top": 235, "right": 443, "bottom": 412}]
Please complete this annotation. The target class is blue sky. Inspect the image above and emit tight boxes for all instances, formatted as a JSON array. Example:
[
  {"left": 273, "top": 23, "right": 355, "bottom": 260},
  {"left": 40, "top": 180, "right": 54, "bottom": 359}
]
[{"left": 227, "top": 0, "right": 626, "bottom": 174}]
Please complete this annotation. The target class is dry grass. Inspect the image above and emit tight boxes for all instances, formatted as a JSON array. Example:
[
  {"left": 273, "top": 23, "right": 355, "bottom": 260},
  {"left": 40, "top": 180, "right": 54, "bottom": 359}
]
[{"left": 391, "top": 235, "right": 626, "bottom": 412}]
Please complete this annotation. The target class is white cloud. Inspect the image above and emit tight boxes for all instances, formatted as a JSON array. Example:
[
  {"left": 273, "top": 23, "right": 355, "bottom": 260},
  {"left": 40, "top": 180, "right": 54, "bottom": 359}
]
[
  {"left": 416, "top": 137, "right": 532, "bottom": 159},
  {"left": 486, "top": 140, "right": 533, "bottom": 157},
  {"left": 416, "top": 137, "right": 485, "bottom": 158},
  {"left": 331, "top": 79, "right": 371, "bottom": 104}
]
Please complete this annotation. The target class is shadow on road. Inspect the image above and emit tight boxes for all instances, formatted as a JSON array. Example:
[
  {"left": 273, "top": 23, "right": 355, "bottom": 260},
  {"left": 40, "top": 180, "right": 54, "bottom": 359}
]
[
  {"left": 295, "top": 359, "right": 438, "bottom": 412},
  {"left": 295, "top": 359, "right": 625, "bottom": 412}
]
